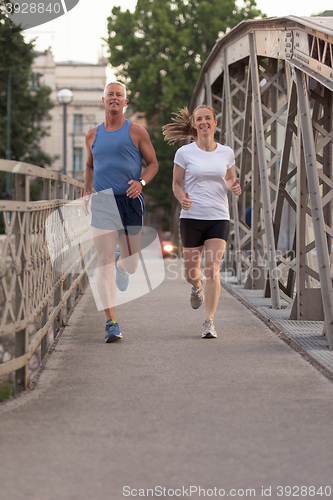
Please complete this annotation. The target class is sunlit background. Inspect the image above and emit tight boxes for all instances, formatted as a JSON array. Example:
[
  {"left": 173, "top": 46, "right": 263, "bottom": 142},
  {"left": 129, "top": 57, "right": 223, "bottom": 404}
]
[{"left": 23, "top": 0, "right": 333, "bottom": 69}]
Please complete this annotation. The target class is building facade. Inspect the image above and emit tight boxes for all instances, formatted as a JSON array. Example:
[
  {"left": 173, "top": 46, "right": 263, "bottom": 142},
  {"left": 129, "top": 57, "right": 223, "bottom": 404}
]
[{"left": 32, "top": 49, "right": 107, "bottom": 180}]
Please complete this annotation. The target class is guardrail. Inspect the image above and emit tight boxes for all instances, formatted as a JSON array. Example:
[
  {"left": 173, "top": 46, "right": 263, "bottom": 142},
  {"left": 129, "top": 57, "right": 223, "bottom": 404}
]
[{"left": 0, "top": 159, "right": 96, "bottom": 395}]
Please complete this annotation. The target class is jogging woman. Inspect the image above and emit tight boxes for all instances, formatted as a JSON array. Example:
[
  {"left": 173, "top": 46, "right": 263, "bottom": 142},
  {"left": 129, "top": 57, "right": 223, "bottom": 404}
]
[{"left": 163, "top": 106, "right": 241, "bottom": 338}]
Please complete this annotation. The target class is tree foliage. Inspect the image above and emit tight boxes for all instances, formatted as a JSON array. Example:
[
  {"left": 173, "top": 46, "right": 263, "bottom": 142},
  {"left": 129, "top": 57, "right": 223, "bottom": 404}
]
[
  {"left": 0, "top": 1, "right": 54, "bottom": 174},
  {"left": 106, "top": 0, "right": 264, "bottom": 217},
  {"left": 107, "top": 0, "right": 263, "bottom": 123}
]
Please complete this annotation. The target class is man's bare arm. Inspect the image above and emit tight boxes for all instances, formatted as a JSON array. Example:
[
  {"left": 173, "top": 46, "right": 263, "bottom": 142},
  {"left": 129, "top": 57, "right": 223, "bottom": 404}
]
[
  {"left": 127, "top": 123, "right": 159, "bottom": 198},
  {"left": 136, "top": 125, "right": 159, "bottom": 182},
  {"left": 84, "top": 128, "right": 96, "bottom": 196},
  {"left": 83, "top": 128, "right": 96, "bottom": 214}
]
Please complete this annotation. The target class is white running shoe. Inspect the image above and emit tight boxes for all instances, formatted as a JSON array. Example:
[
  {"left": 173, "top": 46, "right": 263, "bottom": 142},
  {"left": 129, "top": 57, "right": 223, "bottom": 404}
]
[
  {"left": 190, "top": 276, "right": 206, "bottom": 309},
  {"left": 202, "top": 317, "right": 217, "bottom": 338}
]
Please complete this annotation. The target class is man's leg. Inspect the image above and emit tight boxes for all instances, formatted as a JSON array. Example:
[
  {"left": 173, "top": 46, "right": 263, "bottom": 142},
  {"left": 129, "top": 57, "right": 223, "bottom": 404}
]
[
  {"left": 116, "top": 195, "right": 145, "bottom": 276},
  {"left": 91, "top": 227, "right": 118, "bottom": 321},
  {"left": 117, "top": 230, "right": 143, "bottom": 274}
]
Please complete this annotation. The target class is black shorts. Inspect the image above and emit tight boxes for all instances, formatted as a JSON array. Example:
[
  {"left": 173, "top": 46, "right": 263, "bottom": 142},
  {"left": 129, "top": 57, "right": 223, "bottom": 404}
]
[
  {"left": 91, "top": 191, "right": 145, "bottom": 236},
  {"left": 180, "top": 218, "right": 230, "bottom": 248}
]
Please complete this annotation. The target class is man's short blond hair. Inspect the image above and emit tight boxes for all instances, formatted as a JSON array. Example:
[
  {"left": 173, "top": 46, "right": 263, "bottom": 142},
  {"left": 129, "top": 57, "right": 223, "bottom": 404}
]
[{"left": 104, "top": 81, "right": 127, "bottom": 99}]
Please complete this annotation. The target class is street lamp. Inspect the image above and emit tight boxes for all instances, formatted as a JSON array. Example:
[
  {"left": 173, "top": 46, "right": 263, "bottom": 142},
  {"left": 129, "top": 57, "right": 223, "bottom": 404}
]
[
  {"left": 6, "top": 64, "right": 40, "bottom": 195},
  {"left": 57, "top": 89, "right": 73, "bottom": 176}
]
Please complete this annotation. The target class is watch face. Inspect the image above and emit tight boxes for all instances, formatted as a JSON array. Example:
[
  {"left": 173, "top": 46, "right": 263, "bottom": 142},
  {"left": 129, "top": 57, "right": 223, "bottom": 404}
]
[{"left": 140, "top": 179, "right": 146, "bottom": 186}]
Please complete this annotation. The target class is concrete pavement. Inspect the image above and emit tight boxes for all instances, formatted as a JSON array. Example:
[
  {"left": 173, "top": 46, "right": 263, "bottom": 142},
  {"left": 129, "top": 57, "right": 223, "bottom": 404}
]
[{"left": 1, "top": 260, "right": 333, "bottom": 500}]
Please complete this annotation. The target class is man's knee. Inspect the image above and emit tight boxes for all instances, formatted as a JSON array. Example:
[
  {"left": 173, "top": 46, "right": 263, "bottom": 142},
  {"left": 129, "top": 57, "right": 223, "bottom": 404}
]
[
  {"left": 121, "top": 254, "right": 140, "bottom": 274},
  {"left": 97, "top": 253, "right": 115, "bottom": 267}
]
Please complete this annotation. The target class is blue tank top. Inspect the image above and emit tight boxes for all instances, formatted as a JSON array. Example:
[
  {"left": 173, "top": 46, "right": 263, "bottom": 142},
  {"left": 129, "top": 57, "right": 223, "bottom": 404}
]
[{"left": 91, "top": 119, "right": 143, "bottom": 194}]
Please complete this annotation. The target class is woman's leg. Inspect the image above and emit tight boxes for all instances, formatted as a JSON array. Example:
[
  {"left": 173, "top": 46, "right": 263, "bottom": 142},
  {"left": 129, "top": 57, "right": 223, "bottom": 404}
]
[
  {"left": 203, "top": 238, "right": 226, "bottom": 319},
  {"left": 183, "top": 246, "right": 204, "bottom": 289}
]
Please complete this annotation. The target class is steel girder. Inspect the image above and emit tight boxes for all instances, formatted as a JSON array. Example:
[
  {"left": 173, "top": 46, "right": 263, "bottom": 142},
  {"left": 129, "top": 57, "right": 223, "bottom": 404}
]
[{"left": 189, "top": 16, "right": 333, "bottom": 349}]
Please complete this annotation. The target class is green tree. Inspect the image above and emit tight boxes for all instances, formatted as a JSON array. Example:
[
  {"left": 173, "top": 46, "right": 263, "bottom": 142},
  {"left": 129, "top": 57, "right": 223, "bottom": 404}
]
[
  {"left": 0, "top": 1, "right": 54, "bottom": 198},
  {"left": 106, "top": 0, "right": 264, "bottom": 224}
]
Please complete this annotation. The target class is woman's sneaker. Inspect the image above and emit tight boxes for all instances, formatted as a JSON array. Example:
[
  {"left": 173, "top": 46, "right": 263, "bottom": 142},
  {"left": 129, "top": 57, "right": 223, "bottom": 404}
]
[
  {"left": 115, "top": 252, "right": 129, "bottom": 291},
  {"left": 105, "top": 319, "right": 123, "bottom": 343},
  {"left": 202, "top": 317, "right": 217, "bottom": 338},
  {"left": 190, "top": 276, "right": 206, "bottom": 309}
]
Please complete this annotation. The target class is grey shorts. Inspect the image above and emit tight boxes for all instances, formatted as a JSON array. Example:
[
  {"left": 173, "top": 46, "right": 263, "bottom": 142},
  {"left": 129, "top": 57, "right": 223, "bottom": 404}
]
[{"left": 91, "top": 191, "right": 145, "bottom": 236}]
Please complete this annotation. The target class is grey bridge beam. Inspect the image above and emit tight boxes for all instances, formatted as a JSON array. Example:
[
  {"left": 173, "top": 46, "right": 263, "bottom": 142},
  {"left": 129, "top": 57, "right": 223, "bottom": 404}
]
[{"left": 189, "top": 16, "right": 333, "bottom": 349}]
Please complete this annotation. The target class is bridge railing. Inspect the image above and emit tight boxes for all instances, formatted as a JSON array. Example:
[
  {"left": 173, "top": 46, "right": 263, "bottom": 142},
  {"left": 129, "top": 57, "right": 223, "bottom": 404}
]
[
  {"left": 0, "top": 160, "right": 96, "bottom": 395},
  {"left": 190, "top": 16, "right": 333, "bottom": 349}
]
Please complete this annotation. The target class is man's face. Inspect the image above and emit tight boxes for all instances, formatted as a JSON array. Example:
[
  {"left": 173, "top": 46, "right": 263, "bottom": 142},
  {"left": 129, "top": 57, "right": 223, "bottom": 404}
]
[{"left": 102, "top": 84, "right": 127, "bottom": 112}]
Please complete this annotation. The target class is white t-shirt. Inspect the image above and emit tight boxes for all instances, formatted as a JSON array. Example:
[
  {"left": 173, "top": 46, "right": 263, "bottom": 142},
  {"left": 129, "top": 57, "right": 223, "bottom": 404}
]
[{"left": 174, "top": 142, "right": 234, "bottom": 220}]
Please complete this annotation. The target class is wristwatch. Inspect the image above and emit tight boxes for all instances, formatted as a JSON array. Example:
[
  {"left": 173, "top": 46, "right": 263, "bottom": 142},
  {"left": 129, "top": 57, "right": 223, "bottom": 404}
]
[{"left": 139, "top": 179, "right": 146, "bottom": 187}]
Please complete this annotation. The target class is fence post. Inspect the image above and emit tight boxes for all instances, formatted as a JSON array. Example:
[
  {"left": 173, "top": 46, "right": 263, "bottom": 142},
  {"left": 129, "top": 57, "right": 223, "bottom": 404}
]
[
  {"left": 66, "top": 183, "right": 75, "bottom": 316},
  {"left": 41, "top": 178, "right": 51, "bottom": 359},
  {"left": 53, "top": 178, "right": 64, "bottom": 339},
  {"left": 14, "top": 173, "right": 30, "bottom": 394}
]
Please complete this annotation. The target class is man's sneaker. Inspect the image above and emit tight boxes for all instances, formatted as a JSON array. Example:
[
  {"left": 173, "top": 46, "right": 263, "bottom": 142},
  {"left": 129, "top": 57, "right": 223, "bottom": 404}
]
[
  {"left": 115, "top": 251, "right": 129, "bottom": 291},
  {"left": 105, "top": 319, "right": 123, "bottom": 343},
  {"left": 202, "top": 317, "right": 217, "bottom": 338},
  {"left": 190, "top": 276, "right": 206, "bottom": 309}
]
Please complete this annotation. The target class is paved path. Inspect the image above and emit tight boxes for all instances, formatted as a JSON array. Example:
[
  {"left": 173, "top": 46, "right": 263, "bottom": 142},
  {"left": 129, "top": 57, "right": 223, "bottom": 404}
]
[{"left": 1, "top": 262, "right": 333, "bottom": 500}]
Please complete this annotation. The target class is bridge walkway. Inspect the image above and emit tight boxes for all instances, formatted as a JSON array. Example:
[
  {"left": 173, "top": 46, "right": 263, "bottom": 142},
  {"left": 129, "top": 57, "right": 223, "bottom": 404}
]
[{"left": 1, "top": 262, "right": 333, "bottom": 500}]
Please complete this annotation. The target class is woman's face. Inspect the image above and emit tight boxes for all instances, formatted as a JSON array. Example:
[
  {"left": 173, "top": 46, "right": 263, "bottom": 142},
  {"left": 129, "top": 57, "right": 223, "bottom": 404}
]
[{"left": 193, "top": 107, "right": 217, "bottom": 138}]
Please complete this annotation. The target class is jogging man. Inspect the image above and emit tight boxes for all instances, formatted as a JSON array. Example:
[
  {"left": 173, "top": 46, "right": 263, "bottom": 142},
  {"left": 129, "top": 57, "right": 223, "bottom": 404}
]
[{"left": 84, "top": 82, "right": 159, "bottom": 343}]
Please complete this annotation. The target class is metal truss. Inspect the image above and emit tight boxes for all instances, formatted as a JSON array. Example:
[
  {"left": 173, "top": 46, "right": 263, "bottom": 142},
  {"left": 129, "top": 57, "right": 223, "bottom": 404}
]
[{"left": 190, "top": 16, "right": 333, "bottom": 349}]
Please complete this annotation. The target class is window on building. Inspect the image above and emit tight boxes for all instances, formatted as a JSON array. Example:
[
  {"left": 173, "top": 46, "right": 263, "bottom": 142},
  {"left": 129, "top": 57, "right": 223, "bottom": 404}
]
[
  {"left": 74, "top": 114, "right": 83, "bottom": 134},
  {"left": 73, "top": 147, "right": 83, "bottom": 171}
]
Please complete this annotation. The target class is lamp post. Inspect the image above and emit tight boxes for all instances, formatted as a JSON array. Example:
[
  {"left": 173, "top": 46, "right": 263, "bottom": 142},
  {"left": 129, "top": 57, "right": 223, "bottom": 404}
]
[
  {"left": 6, "top": 64, "right": 40, "bottom": 195},
  {"left": 57, "top": 89, "right": 73, "bottom": 176}
]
